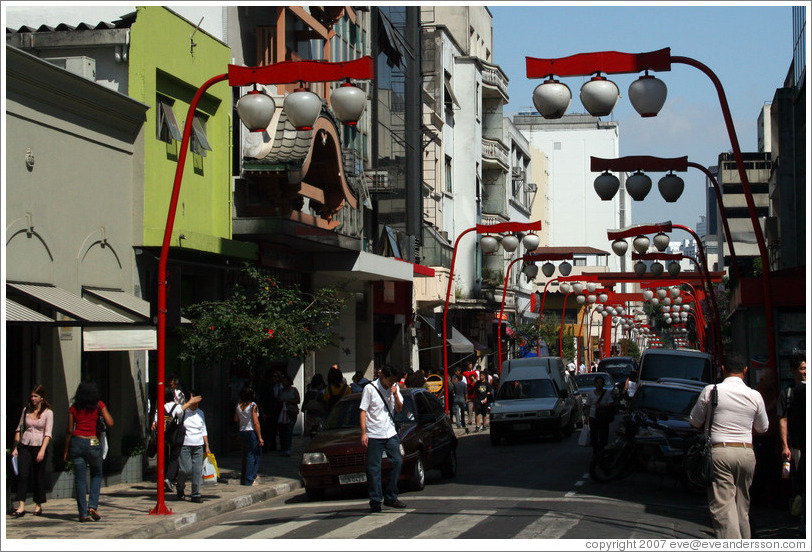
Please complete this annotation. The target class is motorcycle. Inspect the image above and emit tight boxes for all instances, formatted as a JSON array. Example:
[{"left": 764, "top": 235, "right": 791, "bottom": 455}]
[{"left": 589, "top": 410, "right": 707, "bottom": 495}]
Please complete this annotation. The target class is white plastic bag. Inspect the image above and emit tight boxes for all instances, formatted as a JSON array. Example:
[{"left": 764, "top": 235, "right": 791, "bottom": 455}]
[
  {"left": 202, "top": 454, "right": 218, "bottom": 484},
  {"left": 578, "top": 425, "right": 591, "bottom": 447}
]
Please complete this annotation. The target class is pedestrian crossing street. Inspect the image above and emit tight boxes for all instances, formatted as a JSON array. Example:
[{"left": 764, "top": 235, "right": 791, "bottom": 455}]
[{"left": 180, "top": 487, "right": 709, "bottom": 540}]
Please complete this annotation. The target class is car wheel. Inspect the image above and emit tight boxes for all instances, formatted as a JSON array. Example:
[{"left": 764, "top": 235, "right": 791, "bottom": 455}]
[
  {"left": 410, "top": 453, "right": 426, "bottom": 491},
  {"left": 305, "top": 487, "right": 325, "bottom": 501},
  {"left": 490, "top": 430, "right": 501, "bottom": 446},
  {"left": 440, "top": 448, "right": 457, "bottom": 478}
]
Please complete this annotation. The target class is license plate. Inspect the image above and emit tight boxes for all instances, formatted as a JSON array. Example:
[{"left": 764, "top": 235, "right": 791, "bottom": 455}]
[
  {"left": 513, "top": 423, "right": 531, "bottom": 431},
  {"left": 339, "top": 472, "right": 367, "bottom": 485}
]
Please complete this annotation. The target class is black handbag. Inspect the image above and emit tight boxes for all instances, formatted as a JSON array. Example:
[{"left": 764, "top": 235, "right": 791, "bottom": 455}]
[
  {"left": 696, "top": 385, "right": 718, "bottom": 486},
  {"left": 96, "top": 405, "right": 107, "bottom": 437}
]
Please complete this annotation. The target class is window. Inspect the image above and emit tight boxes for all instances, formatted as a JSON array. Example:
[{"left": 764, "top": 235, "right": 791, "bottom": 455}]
[
  {"left": 574, "top": 257, "right": 587, "bottom": 266},
  {"left": 157, "top": 96, "right": 182, "bottom": 143},
  {"left": 190, "top": 114, "right": 212, "bottom": 157},
  {"left": 444, "top": 155, "right": 453, "bottom": 194}
]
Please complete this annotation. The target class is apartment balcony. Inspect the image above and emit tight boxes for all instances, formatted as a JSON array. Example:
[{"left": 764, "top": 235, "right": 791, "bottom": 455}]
[
  {"left": 481, "top": 60, "right": 509, "bottom": 103},
  {"left": 481, "top": 138, "right": 509, "bottom": 171}
]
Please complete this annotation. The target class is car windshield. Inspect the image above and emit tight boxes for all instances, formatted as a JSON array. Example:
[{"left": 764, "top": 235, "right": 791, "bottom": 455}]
[
  {"left": 632, "top": 386, "right": 701, "bottom": 417},
  {"left": 641, "top": 354, "right": 711, "bottom": 382},
  {"left": 600, "top": 361, "right": 633, "bottom": 381},
  {"left": 321, "top": 396, "right": 416, "bottom": 430},
  {"left": 574, "top": 374, "right": 613, "bottom": 388},
  {"left": 496, "top": 379, "right": 556, "bottom": 400}
]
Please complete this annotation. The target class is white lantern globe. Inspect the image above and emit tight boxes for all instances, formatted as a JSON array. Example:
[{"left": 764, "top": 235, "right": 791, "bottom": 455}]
[
  {"left": 330, "top": 81, "right": 367, "bottom": 125},
  {"left": 580, "top": 75, "right": 620, "bottom": 117},
  {"left": 501, "top": 235, "right": 519, "bottom": 253},
  {"left": 480, "top": 236, "right": 499, "bottom": 254},
  {"left": 522, "top": 233, "right": 540, "bottom": 252},
  {"left": 284, "top": 88, "right": 322, "bottom": 131},
  {"left": 541, "top": 262, "right": 556, "bottom": 278},
  {"left": 628, "top": 73, "right": 667, "bottom": 117},
  {"left": 598, "top": 293, "right": 609, "bottom": 303},
  {"left": 533, "top": 78, "right": 572, "bottom": 119},
  {"left": 236, "top": 89, "right": 277, "bottom": 132},
  {"left": 559, "top": 282, "right": 571, "bottom": 294},
  {"left": 558, "top": 261, "right": 572, "bottom": 276}
]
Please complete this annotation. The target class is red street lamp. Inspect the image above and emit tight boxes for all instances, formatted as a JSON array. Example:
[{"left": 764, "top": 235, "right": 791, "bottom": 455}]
[
  {"left": 608, "top": 221, "right": 723, "bottom": 373},
  {"left": 442, "top": 221, "right": 541, "bottom": 413},
  {"left": 526, "top": 48, "right": 776, "bottom": 388},
  {"left": 496, "top": 252, "right": 571, "bottom": 372},
  {"left": 590, "top": 155, "right": 741, "bottom": 281},
  {"left": 153, "top": 57, "right": 373, "bottom": 515}
]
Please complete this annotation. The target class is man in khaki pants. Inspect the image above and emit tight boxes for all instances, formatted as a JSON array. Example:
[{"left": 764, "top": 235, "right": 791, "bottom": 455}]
[{"left": 689, "top": 355, "right": 769, "bottom": 539}]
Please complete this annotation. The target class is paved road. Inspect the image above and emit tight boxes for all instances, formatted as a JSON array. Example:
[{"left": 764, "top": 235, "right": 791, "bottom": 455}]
[{"left": 174, "top": 429, "right": 713, "bottom": 539}]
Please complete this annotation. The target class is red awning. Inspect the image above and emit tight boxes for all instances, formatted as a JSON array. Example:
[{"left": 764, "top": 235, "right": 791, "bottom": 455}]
[{"left": 395, "top": 258, "right": 435, "bottom": 277}]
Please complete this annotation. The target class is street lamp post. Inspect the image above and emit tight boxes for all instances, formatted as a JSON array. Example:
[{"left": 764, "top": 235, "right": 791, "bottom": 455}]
[
  {"left": 442, "top": 221, "right": 541, "bottom": 413},
  {"left": 152, "top": 57, "right": 373, "bottom": 515},
  {"left": 496, "top": 252, "right": 570, "bottom": 371},
  {"left": 591, "top": 155, "right": 741, "bottom": 281},
  {"left": 526, "top": 47, "right": 777, "bottom": 389}
]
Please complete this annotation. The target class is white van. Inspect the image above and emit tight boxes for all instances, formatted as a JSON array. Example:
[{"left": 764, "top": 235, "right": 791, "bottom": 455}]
[{"left": 490, "top": 357, "right": 582, "bottom": 445}]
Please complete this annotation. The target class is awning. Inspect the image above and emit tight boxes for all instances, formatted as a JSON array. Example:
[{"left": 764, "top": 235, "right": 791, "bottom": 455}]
[
  {"left": 420, "top": 314, "right": 475, "bottom": 354},
  {"left": 5, "top": 298, "right": 55, "bottom": 324},
  {"left": 82, "top": 287, "right": 191, "bottom": 324},
  {"left": 7, "top": 283, "right": 134, "bottom": 325},
  {"left": 316, "top": 251, "right": 413, "bottom": 282},
  {"left": 83, "top": 327, "right": 156, "bottom": 352}
]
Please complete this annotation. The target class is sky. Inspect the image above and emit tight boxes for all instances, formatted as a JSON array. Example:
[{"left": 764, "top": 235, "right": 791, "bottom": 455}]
[
  {"left": 2, "top": 2, "right": 802, "bottom": 233},
  {"left": 490, "top": 3, "right": 796, "bottom": 229}
]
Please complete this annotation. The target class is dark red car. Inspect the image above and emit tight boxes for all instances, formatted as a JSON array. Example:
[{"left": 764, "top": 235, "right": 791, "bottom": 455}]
[{"left": 298, "top": 387, "right": 457, "bottom": 500}]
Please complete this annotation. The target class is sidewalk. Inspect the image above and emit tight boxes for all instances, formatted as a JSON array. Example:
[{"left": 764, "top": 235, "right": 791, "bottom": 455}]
[{"left": 4, "top": 436, "right": 309, "bottom": 540}]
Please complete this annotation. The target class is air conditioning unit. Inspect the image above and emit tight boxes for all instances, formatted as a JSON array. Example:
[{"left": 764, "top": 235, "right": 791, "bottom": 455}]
[
  {"left": 43, "top": 56, "right": 96, "bottom": 80},
  {"left": 365, "top": 170, "right": 389, "bottom": 190}
]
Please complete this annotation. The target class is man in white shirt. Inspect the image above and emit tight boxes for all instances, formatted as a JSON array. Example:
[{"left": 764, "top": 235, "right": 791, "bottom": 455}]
[
  {"left": 689, "top": 355, "right": 769, "bottom": 539},
  {"left": 360, "top": 364, "right": 406, "bottom": 513}
]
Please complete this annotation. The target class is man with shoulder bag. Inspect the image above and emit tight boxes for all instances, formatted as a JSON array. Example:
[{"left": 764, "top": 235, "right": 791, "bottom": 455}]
[
  {"left": 689, "top": 354, "right": 769, "bottom": 539},
  {"left": 359, "top": 364, "right": 406, "bottom": 513}
]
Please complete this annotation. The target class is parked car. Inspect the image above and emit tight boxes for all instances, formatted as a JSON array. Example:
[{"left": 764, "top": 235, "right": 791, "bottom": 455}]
[
  {"left": 574, "top": 372, "right": 619, "bottom": 403},
  {"left": 298, "top": 387, "right": 457, "bottom": 500},
  {"left": 627, "top": 380, "right": 704, "bottom": 438},
  {"left": 638, "top": 348, "right": 714, "bottom": 385},
  {"left": 597, "top": 356, "right": 636, "bottom": 394},
  {"left": 490, "top": 359, "right": 581, "bottom": 444}
]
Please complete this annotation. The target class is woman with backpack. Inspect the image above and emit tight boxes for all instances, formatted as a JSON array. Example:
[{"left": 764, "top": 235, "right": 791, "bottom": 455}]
[
  {"left": 323, "top": 365, "right": 350, "bottom": 415},
  {"left": 151, "top": 388, "right": 201, "bottom": 493}
]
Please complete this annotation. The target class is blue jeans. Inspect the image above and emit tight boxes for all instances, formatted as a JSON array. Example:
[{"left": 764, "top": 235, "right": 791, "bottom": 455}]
[
  {"left": 453, "top": 399, "right": 467, "bottom": 428},
  {"left": 70, "top": 437, "right": 103, "bottom": 517},
  {"left": 240, "top": 431, "right": 261, "bottom": 485},
  {"left": 178, "top": 445, "right": 204, "bottom": 497},
  {"left": 366, "top": 435, "right": 402, "bottom": 505},
  {"left": 279, "top": 422, "right": 294, "bottom": 453}
]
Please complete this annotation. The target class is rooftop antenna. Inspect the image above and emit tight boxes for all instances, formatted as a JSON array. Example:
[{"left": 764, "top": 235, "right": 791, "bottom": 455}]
[{"left": 190, "top": 17, "right": 204, "bottom": 55}]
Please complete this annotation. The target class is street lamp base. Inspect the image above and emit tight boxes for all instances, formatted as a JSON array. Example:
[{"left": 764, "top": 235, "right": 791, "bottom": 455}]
[{"left": 149, "top": 502, "right": 174, "bottom": 515}]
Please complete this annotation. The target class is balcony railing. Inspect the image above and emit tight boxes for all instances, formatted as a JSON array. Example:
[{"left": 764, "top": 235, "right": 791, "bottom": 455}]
[
  {"left": 481, "top": 61, "right": 509, "bottom": 100},
  {"left": 482, "top": 138, "right": 510, "bottom": 169}
]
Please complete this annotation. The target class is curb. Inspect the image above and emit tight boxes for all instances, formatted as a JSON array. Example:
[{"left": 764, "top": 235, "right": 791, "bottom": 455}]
[{"left": 116, "top": 478, "right": 302, "bottom": 539}]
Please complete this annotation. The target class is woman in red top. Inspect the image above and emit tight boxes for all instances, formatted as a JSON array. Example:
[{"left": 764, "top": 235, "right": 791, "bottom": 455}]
[{"left": 63, "top": 381, "right": 114, "bottom": 523}]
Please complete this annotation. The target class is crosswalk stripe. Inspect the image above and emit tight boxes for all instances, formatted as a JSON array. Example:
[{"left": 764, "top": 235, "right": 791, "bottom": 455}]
[
  {"left": 515, "top": 511, "right": 582, "bottom": 539},
  {"left": 413, "top": 509, "right": 497, "bottom": 539},
  {"left": 317, "top": 510, "right": 411, "bottom": 539},
  {"left": 248, "top": 512, "right": 334, "bottom": 539}
]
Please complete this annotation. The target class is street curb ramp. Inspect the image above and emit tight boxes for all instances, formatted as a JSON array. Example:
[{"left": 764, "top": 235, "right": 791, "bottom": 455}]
[{"left": 117, "top": 479, "right": 302, "bottom": 539}]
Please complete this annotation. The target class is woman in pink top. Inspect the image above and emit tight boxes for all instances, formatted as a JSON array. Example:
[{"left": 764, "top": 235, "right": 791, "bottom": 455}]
[{"left": 10, "top": 385, "right": 54, "bottom": 518}]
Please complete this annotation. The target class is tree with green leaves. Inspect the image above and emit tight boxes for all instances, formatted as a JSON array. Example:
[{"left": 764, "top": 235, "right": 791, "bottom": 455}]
[
  {"left": 177, "top": 265, "right": 347, "bottom": 369},
  {"left": 505, "top": 314, "right": 575, "bottom": 360}
]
